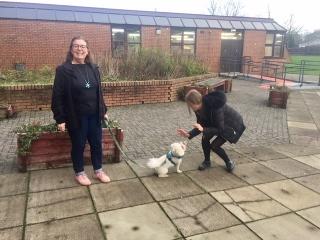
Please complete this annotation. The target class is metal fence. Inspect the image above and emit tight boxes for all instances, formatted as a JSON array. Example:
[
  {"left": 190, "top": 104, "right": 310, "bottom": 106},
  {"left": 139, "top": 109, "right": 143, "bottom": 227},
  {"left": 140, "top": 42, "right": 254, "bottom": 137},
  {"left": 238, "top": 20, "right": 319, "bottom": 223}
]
[{"left": 219, "top": 56, "right": 320, "bottom": 87}]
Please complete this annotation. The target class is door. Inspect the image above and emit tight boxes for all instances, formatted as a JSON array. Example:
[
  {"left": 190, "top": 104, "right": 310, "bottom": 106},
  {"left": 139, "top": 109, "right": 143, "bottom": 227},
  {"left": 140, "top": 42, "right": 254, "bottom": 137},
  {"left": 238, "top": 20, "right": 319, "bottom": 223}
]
[{"left": 220, "top": 31, "right": 243, "bottom": 72}]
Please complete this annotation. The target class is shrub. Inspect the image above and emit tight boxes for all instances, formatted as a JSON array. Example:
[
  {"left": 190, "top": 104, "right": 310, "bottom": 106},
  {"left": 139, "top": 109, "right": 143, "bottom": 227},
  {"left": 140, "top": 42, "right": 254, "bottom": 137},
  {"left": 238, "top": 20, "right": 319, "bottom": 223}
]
[
  {"left": 98, "top": 48, "right": 208, "bottom": 81},
  {"left": 0, "top": 49, "right": 208, "bottom": 85},
  {"left": 0, "top": 65, "right": 55, "bottom": 85}
]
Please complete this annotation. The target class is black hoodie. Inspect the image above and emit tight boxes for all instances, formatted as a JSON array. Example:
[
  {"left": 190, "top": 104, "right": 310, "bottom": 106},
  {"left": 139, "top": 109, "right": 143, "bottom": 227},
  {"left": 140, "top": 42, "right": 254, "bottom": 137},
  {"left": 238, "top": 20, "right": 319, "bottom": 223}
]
[
  {"left": 51, "top": 62, "right": 107, "bottom": 130},
  {"left": 188, "top": 91, "right": 245, "bottom": 143}
]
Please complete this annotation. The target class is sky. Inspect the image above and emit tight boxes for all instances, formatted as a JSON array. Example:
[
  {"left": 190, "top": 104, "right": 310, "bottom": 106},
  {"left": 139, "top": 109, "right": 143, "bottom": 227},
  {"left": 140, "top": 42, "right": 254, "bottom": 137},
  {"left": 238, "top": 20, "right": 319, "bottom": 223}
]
[{"left": 2, "top": 0, "right": 319, "bottom": 32}]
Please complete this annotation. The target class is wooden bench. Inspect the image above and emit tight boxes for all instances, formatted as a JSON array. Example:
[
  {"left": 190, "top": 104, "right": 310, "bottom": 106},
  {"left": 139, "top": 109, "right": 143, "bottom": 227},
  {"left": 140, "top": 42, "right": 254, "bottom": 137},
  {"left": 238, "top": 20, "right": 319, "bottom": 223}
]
[{"left": 184, "top": 78, "right": 232, "bottom": 96}]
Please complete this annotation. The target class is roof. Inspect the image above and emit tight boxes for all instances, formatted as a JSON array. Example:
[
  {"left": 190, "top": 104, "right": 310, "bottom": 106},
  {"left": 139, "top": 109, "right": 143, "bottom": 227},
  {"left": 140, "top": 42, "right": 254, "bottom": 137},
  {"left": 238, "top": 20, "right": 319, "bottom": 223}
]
[{"left": 0, "top": 1, "right": 286, "bottom": 31}]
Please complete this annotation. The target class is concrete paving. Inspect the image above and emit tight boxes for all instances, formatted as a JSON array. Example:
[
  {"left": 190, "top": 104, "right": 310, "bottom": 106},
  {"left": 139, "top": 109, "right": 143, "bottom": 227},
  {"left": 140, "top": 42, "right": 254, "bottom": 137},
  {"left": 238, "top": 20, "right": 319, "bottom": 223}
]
[{"left": 1, "top": 80, "right": 320, "bottom": 239}]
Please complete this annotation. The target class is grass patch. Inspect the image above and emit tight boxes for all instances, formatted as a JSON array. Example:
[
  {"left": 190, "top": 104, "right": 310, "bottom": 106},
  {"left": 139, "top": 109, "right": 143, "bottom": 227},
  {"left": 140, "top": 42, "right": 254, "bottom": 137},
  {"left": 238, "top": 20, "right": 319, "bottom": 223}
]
[{"left": 286, "top": 55, "right": 320, "bottom": 75}]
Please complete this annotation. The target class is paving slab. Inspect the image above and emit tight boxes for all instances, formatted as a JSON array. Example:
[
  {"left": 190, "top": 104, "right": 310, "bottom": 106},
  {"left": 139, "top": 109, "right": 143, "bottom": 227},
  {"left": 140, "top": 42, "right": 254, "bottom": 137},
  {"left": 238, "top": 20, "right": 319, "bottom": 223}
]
[
  {"left": 160, "top": 194, "right": 240, "bottom": 237},
  {"left": 99, "top": 203, "right": 181, "bottom": 240},
  {"left": 210, "top": 186, "right": 289, "bottom": 222},
  {"left": 294, "top": 174, "right": 320, "bottom": 193},
  {"left": 288, "top": 127, "right": 319, "bottom": 137},
  {"left": 25, "top": 214, "right": 104, "bottom": 240},
  {"left": 256, "top": 179, "right": 320, "bottom": 211},
  {"left": 293, "top": 155, "right": 320, "bottom": 169},
  {"left": 260, "top": 158, "right": 319, "bottom": 178},
  {"left": 186, "top": 225, "right": 260, "bottom": 240},
  {"left": 236, "top": 146, "right": 287, "bottom": 161},
  {"left": 233, "top": 162, "right": 286, "bottom": 185},
  {"left": 29, "top": 167, "right": 77, "bottom": 192},
  {"left": 287, "top": 111, "right": 314, "bottom": 123},
  {"left": 0, "top": 195, "right": 25, "bottom": 229},
  {"left": 289, "top": 135, "right": 320, "bottom": 147},
  {"left": 127, "top": 159, "right": 155, "bottom": 177},
  {"left": 288, "top": 121, "right": 318, "bottom": 130},
  {"left": 272, "top": 144, "right": 320, "bottom": 158},
  {"left": 186, "top": 167, "right": 247, "bottom": 192},
  {"left": 180, "top": 152, "right": 206, "bottom": 171},
  {"left": 0, "top": 227, "right": 23, "bottom": 240},
  {"left": 0, "top": 173, "right": 28, "bottom": 197},
  {"left": 90, "top": 178, "right": 154, "bottom": 212},
  {"left": 141, "top": 173, "right": 204, "bottom": 201},
  {"left": 27, "top": 186, "right": 94, "bottom": 224},
  {"left": 212, "top": 150, "right": 253, "bottom": 167},
  {"left": 85, "top": 162, "right": 137, "bottom": 183},
  {"left": 247, "top": 213, "right": 320, "bottom": 240},
  {"left": 297, "top": 206, "right": 320, "bottom": 228}
]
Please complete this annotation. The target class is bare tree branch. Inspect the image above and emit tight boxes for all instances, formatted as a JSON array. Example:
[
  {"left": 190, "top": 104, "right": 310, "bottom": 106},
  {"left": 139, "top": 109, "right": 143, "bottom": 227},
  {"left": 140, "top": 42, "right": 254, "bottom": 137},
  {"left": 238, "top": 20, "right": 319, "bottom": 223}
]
[
  {"left": 208, "top": 0, "right": 218, "bottom": 15},
  {"left": 208, "top": 0, "right": 243, "bottom": 16}
]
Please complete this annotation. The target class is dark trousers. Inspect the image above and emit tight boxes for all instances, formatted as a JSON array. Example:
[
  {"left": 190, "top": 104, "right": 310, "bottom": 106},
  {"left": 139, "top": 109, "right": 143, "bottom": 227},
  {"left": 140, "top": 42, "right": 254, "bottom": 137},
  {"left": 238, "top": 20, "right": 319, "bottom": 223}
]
[
  {"left": 202, "top": 131, "right": 231, "bottom": 164},
  {"left": 68, "top": 114, "right": 102, "bottom": 174}
]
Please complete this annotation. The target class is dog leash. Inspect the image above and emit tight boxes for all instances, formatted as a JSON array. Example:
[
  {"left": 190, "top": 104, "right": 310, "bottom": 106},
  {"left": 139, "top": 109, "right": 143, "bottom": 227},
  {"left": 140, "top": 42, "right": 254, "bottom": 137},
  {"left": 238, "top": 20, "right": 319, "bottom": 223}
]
[{"left": 103, "top": 119, "right": 147, "bottom": 168}]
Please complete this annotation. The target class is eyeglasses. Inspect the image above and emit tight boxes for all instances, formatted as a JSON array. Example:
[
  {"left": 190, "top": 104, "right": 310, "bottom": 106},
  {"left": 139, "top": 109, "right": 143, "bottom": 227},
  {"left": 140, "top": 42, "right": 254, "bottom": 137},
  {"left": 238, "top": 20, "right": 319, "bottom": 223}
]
[{"left": 72, "top": 44, "right": 87, "bottom": 49}]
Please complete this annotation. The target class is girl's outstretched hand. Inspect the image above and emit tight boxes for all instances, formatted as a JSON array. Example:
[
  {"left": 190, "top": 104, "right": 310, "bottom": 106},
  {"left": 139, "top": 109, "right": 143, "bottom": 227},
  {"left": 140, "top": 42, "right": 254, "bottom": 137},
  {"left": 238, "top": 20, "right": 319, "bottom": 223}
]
[
  {"left": 177, "top": 129, "right": 190, "bottom": 138},
  {"left": 193, "top": 123, "right": 203, "bottom": 132}
]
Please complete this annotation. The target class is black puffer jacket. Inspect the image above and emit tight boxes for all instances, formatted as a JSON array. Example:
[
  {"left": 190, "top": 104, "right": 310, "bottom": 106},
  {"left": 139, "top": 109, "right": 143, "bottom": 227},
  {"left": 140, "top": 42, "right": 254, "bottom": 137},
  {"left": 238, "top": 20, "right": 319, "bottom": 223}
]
[
  {"left": 188, "top": 91, "right": 245, "bottom": 143},
  {"left": 51, "top": 62, "right": 107, "bottom": 130}
]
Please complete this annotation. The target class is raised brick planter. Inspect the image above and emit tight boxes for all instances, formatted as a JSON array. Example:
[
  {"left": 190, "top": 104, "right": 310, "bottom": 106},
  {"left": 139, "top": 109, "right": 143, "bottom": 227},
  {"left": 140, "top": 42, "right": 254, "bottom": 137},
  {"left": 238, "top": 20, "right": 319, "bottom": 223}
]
[
  {"left": 0, "top": 73, "right": 216, "bottom": 111},
  {"left": 17, "top": 128, "right": 124, "bottom": 172}
]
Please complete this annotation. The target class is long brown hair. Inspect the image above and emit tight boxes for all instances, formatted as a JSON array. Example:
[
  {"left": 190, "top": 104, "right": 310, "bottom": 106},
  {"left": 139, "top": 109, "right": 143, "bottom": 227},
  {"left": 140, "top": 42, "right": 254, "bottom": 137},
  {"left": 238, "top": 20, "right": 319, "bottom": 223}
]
[
  {"left": 185, "top": 89, "right": 202, "bottom": 114},
  {"left": 65, "top": 36, "right": 93, "bottom": 64}
]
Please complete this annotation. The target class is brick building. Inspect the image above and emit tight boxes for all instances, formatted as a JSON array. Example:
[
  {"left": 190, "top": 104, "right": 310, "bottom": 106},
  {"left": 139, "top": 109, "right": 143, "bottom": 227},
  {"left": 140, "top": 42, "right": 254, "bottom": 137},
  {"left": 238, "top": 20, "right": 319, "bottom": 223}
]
[{"left": 0, "top": 1, "right": 288, "bottom": 72}]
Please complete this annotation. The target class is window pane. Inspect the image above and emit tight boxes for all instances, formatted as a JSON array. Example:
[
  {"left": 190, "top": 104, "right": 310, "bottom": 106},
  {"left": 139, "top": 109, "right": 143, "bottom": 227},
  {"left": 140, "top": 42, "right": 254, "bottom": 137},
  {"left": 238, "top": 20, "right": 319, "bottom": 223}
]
[
  {"left": 275, "top": 34, "right": 283, "bottom": 45},
  {"left": 274, "top": 46, "right": 282, "bottom": 57},
  {"left": 171, "top": 30, "right": 183, "bottom": 44},
  {"left": 128, "top": 44, "right": 140, "bottom": 55},
  {"left": 113, "top": 42, "right": 125, "bottom": 57},
  {"left": 128, "top": 29, "right": 140, "bottom": 43},
  {"left": 171, "top": 45, "right": 182, "bottom": 55},
  {"left": 112, "top": 28, "right": 125, "bottom": 41},
  {"left": 266, "top": 33, "right": 274, "bottom": 44},
  {"left": 265, "top": 46, "right": 273, "bottom": 57},
  {"left": 183, "top": 45, "right": 194, "bottom": 55},
  {"left": 221, "top": 32, "right": 242, "bottom": 40},
  {"left": 183, "top": 31, "right": 195, "bottom": 44}
]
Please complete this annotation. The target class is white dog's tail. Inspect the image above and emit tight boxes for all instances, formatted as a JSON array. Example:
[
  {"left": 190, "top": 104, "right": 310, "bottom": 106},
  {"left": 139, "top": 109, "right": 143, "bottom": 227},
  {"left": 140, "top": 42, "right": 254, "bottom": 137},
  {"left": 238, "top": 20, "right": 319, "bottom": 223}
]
[{"left": 146, "top": 157, "right": 166, "bottom": 168}]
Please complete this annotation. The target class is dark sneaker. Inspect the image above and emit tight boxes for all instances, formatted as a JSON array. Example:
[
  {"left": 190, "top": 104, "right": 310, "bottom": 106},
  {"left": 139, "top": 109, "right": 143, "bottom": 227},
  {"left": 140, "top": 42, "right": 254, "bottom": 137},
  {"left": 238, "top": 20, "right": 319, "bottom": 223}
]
[
  {"left": 225, "top": 160, "right": 235, "bottom": 173},
  {"left": 198, "top": 161, "right": 211, "bottom": 171}
]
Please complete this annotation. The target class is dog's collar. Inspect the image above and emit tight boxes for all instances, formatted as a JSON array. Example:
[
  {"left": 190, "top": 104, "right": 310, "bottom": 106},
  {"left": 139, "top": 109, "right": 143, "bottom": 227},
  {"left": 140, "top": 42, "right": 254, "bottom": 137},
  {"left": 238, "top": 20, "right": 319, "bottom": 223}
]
[{"left": 166, "top": 151, "right": 183, "bottom": 165}]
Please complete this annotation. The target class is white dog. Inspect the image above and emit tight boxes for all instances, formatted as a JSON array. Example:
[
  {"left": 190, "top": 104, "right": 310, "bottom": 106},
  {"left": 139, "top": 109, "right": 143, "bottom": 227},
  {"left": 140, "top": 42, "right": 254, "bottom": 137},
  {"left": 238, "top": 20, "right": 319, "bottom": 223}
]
[{"left": 147, "top": 142, "right": 187, "bottom": 177}]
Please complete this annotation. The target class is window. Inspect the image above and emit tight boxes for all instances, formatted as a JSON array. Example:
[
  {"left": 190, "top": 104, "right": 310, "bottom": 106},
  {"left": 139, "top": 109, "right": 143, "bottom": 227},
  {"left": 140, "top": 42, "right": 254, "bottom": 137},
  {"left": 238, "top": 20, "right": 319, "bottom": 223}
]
[
  {"left": 221, "top": 32, "right": 242, "bottom": 40},
  {"left": 112, "top": 27, "right": 141, "bottom": 57},
  {"left": 265, "top": 33, "right": 284, "bottom": 58},
  {"left": 171, "top": 29, "right": 196, "bottom": 55}
]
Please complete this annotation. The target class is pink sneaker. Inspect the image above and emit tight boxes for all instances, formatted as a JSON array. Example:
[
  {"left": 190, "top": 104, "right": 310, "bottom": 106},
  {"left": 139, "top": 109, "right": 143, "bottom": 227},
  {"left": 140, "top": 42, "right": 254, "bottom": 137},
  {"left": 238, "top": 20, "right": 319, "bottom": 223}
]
[
  {"left": 94, "top": 170, "right": 111, "bottom": 183},
  {"left": 75, "top": 173, "right": 91, "bottom": 186}
]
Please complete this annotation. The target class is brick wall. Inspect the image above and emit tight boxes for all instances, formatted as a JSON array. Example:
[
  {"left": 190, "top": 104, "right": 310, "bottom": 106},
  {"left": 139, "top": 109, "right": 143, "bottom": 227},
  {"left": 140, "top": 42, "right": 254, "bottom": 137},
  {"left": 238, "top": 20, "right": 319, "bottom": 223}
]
[
  {"left": 141, "top": 26, "right": 170, "bottom": 52},
  {"left": 0, "top": 19, "right": 111, "bottom": 69},
  {"left": 243, "top": 31, "right": 267, "bottom": 63},
  {"left": 196, "top": 29, "right": 222, "bottom": 72},
  {"left": 0, "top": 73, "right": 216, "bottom": 111}
]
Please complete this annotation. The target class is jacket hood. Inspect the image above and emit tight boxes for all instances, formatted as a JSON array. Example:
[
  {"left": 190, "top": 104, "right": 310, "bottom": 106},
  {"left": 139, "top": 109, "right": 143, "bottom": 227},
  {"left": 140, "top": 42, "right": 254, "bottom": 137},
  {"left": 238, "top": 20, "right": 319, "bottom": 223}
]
[{"left": 203, "top": 91, "right": 227, "bottom": 110}]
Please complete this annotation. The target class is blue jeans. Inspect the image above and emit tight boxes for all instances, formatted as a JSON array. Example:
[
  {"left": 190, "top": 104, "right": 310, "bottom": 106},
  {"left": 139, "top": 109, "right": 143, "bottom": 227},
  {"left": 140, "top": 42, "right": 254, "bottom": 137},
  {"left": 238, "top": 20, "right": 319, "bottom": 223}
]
[{"left": 68, "top": 114, "right": 102, "bottom": 174}]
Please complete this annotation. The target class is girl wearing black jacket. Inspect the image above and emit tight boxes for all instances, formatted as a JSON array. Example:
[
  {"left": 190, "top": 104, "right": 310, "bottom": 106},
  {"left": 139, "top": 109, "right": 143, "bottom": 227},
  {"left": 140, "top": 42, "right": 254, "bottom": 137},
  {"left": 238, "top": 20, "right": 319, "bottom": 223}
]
[
  {"left": 51, "top": 36, "right": 110, "bottom": 186},
  {"left": 177, "top": 89, "right": 246, "bottom": 171}
]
